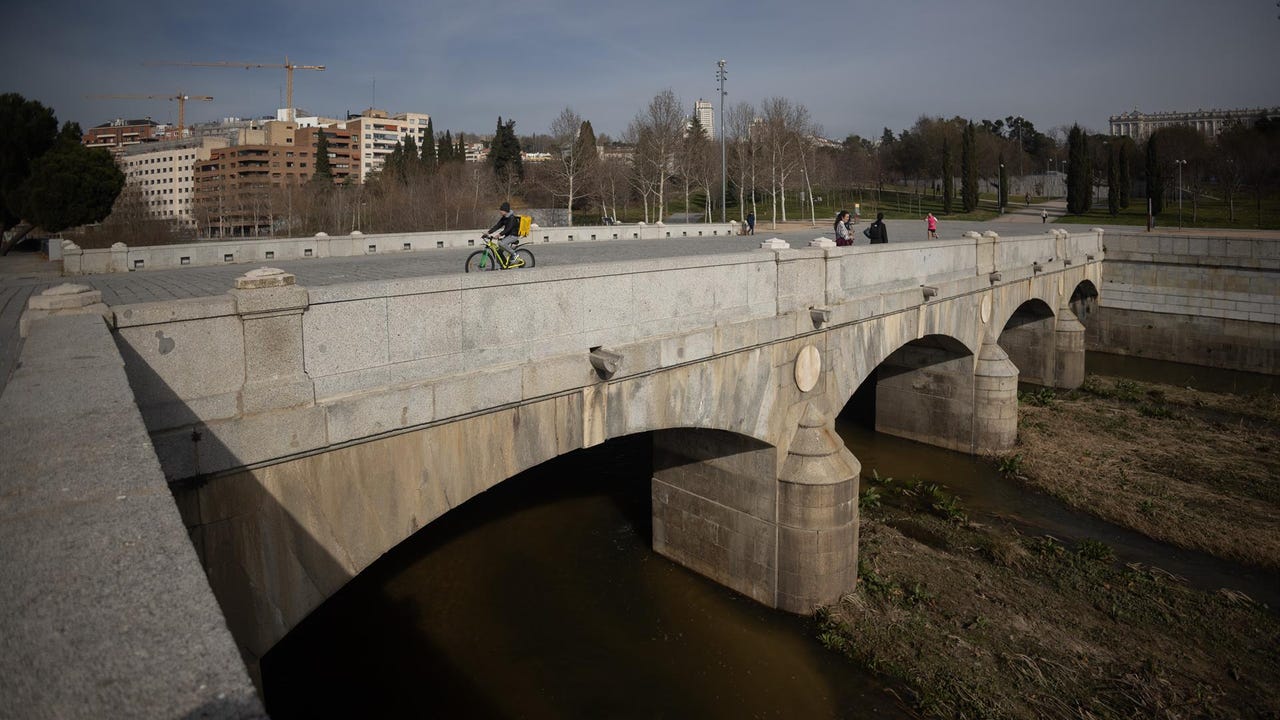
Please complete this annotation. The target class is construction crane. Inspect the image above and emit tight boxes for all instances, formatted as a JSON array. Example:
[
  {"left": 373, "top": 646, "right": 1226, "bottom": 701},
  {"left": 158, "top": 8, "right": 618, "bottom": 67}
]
[
  {"left": 146, "top": 57, "right": 325, "bottom": 121},
  {"left": 86, "top": 93, "right": 214, "bottom": 138}
]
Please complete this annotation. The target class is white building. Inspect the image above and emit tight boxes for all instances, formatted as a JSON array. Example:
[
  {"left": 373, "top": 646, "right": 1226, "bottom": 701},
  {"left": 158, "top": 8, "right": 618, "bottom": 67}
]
[
  {"left": 1109, "top": 106, "right": 1280, "bottom": 140},
  {"left": 341, "top": 109, "right": 432, "bottom": 181},
  {"left": 120, "top": 137, "right": 229, "bottom": 226},
  {"left": 695, "top": 99, "right": 715, "bottom": 139}
]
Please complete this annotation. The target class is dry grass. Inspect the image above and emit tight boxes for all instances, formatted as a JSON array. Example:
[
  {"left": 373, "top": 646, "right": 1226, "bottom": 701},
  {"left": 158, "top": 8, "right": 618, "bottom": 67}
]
[
  {"left": 1008, "top": 377, "right": 1280, "bottom": 569},
  {"left": 822, "top": 494, "right": 1280, "bottom": 719}
]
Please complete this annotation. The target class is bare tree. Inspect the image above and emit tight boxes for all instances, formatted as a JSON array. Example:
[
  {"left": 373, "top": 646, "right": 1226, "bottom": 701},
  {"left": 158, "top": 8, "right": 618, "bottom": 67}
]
[
  {"left": 725, "top": 102, "right": 757, "bottom": 223},
  {"left": 544, "top": 107, "right": 594, "bottom": 226},
  {"left": 630, "top": 89, "right": 684, "bottom": 222}
]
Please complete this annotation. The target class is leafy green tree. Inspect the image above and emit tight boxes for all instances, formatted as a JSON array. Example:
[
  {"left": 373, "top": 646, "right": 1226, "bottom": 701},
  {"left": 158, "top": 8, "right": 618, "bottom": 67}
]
[
  {"left": 313, "top": 129, "right": 332, "bottom": 183},
  {"left": 1107, "top": 146, "right": 1119, "bottom": 216},
  {"left": 961, "top": 121, "right": 978, "bottom": 212},
  {"left": 1145, "top": 133, "right": 1163, "bottom": 216},
  {"left": 19, "top": 124, "right": 123, "bottom": 232},
  {"left": 1, "top": 93, "right": 59, "bottom": 233},
  {"left": 941, "top": 136, "right": 954, "bottom": 214}
]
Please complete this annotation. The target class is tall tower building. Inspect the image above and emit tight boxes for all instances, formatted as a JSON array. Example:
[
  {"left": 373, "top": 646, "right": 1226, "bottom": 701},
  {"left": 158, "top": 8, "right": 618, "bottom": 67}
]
[{"left": 695, "top": 99, "right": 715, "bottom": 139}]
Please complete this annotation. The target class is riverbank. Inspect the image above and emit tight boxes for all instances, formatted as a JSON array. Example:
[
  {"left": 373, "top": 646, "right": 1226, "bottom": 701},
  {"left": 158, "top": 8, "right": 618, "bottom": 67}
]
[
  {"left": 819, "top": 376, "right": 1280, "bottom": 718},
  {"left": 1009, "top": 376, "right": 1280, "bottom": 570}
]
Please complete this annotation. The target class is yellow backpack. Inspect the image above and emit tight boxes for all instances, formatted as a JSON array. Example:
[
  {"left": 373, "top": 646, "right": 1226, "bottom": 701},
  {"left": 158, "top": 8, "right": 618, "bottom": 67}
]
[{"left": 517, "top": 215, "right": 532, "bottom": 237}]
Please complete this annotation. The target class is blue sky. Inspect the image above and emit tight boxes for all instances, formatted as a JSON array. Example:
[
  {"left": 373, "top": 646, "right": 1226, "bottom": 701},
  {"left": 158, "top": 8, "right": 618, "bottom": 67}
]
[{"left": 2, "top": 0, "right": 1277, "bottom": 140}]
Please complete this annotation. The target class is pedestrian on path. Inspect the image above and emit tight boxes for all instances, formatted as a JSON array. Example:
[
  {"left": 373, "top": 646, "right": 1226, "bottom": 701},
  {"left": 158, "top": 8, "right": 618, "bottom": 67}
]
[
  {"left": 834, "top": 210, "right": 853, "bottom": 246},
  {"left": 746, "top": 211, "right": 755, "bottom": 235},
  {"left": 1041, "top": 209, "right": 1047, "bottom": 224},
  {"left": 865, "top": 212, "right": 888, "bottom": 244},
  {"left": 926, "top": 212, "right": 938, "bottom": 239}
]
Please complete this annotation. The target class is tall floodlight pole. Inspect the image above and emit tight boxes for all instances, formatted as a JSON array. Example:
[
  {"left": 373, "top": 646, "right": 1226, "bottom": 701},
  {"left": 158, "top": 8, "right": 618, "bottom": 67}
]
[{"left": 717, "top": 60, "right": 727, "bottom": 223}]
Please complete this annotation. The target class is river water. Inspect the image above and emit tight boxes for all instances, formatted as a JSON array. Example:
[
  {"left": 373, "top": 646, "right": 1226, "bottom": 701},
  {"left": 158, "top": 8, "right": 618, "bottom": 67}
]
[{"left": 261, "top": 354, "right": 1275, "bottom": 718}]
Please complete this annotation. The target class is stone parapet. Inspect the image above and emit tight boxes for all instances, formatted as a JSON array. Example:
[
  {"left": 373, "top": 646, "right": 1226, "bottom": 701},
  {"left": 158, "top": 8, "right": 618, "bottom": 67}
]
[{"left": 0, "top": 314, "right": 264, "bottom": 717}]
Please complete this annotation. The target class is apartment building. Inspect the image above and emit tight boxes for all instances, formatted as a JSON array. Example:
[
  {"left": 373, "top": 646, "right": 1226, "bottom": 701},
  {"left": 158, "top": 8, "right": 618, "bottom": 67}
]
[
  {"left": 342, "top": 109, "right": 432, "bottom": 181},
  {"left": 191, "top": 121, "right": 359, "bottom": 237},
  {"left": 120, "top": 136, "right": 229, "bottom": 226},
  {"left": 694, "top": 99, "right": 715, "bottom": 139},
  {"left": 84, "top": 118, "right": 164, "bottom": 152}
]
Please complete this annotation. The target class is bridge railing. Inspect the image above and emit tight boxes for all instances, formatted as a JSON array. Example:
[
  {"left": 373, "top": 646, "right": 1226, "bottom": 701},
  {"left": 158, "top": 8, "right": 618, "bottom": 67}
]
[
  {"left": 107, "top": 228, "right": 1103, "bottom": 478},
  {"left": 60, "top": 222, "right": 738, "bottom": 274}
]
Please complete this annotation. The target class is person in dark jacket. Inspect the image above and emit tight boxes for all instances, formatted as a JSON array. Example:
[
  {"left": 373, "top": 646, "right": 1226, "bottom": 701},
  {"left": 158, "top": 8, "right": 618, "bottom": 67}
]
[
  {"left": 485, "top": 201, "right": 522, "bottom": 263},
  {"left": 746, "top": 211, "right": 755, "bottom": 235},
  {"left": 867, "top": 212, "right": 888, "bottom": 244}
]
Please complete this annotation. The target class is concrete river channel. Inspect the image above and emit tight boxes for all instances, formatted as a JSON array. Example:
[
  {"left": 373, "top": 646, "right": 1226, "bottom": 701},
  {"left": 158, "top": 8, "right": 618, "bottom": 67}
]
[{"left": 260, "top": 355, "right": 1276, "bottom": 718}]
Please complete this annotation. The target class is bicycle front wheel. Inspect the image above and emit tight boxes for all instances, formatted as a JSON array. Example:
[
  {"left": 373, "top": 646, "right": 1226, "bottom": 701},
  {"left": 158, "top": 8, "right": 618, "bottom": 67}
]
[
  {"left": 465, "top": 249, "right": 496, "bottom": 273},
  {"left": 514, "top": 248, "right": 535, "bottom": 269}
]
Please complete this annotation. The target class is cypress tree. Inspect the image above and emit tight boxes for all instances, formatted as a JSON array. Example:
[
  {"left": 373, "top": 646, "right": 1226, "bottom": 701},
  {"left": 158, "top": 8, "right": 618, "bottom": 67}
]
[
  {"left": 1080, "top": 132, "right": 1092, "bottom": 213},
  {"left": 960, "top": 121, "right": 978, "bottom": 213},
  {"left": 1107, "top": 147, "right": 1119, "bottom": 216},
  {"left": 403, "top": 135, "right": 419, "bottom": 171},
  {"left": 998, "top": 152, "right": 1008, "bottom": 212},
  {"left": 455, "top": 131, "right": 466, "bottom": 162},
  {"left": 313, "top": 129, "right": 332, "bottom": 183},
  {"left": 1117, "top": 142, "right": 1131, "bottom": 209},
  {"left": 422, "top": 117, "right": 437, "bottom": 174},
  {"left": 1145, "top": 135, "right": 1163, "bottom": 216},
  {"left": 941, "top": 136, "right": 953, "bottom": 214},
  {"left": 490, "top": 117, "right": 523, "bottom": 182},
  {"left": 440, "top": 130, "right": 455, "bottom": 163},
  {"left": 1067, "top": 125, "right": 1086, "bottom": 214}
]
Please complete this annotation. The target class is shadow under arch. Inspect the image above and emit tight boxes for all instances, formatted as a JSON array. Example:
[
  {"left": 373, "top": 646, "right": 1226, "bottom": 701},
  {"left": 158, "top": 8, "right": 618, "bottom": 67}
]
[
  {"left": 1069, "top": 278, "right": 1100, "bottom": 325},
  {"left": 838, "top": 333, "right": 983, "bottom": 455},
  {"left": 998, "top": 297, "right": 1058, "bottom": 387}
]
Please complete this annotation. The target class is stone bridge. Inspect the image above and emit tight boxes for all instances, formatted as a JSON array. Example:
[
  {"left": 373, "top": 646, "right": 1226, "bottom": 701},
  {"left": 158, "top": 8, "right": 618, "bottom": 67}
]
[{"left": 84, "top": 228, "right": 1104, "bottom": 681}]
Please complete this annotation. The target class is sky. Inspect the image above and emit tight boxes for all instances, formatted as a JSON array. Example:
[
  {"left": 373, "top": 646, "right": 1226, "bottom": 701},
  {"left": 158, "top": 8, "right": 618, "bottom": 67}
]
[{"left": 2, "top": 0, "right": 1277, "bottom": 142}]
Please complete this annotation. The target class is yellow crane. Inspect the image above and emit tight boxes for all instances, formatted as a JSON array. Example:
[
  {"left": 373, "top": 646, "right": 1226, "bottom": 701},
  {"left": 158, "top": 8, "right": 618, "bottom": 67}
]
[
  {"left": 146, "top": 57, "right": 325, "bottom": 121},
  {"left": 86, "top": 93, "right": 214, "bottom": 138}
]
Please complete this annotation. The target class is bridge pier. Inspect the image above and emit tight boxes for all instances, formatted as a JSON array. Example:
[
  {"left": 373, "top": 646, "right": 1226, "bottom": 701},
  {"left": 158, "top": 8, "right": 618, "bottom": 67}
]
[
  {"left": 652, "top": 404, "right": 859, "bottom": 614},
  {"left": 1053, "top": 304, "right": 1086, "bottom": 390}
]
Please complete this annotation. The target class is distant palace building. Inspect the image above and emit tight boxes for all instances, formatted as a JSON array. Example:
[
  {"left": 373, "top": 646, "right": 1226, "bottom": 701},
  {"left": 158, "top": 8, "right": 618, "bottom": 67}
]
[{"left": 1109, "top": 106, "right": 1280, "bottom": 140}]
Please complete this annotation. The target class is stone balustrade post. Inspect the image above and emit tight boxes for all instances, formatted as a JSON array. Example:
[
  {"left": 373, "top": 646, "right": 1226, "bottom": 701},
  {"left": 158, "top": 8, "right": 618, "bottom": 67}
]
[
  {"left": 229, "top": 268, "right": 314, "bottom": 414},
  {"left": 19, "top": 283, "right": 110, "bottom": 337},
  {"left": 109, "top": 242, "right": 129, "bottom": 273},
  {"left": 970, "top": 230, "right": 995, "bottom": 275}
]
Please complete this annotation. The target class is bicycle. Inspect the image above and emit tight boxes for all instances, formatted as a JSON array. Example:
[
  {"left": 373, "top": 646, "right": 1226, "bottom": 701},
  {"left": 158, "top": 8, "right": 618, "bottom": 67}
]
[{"left": 464, "top": 234, "right": 535, "bottom": 273}]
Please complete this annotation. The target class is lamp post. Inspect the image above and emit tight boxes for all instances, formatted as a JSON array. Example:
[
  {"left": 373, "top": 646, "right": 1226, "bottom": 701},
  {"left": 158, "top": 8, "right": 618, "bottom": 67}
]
[
  {"left": 1174, "top": 159, "right": 1187, "bottom": 229},
  {"left": 716, "top": 60, "right": 727, "bottom": 224}
]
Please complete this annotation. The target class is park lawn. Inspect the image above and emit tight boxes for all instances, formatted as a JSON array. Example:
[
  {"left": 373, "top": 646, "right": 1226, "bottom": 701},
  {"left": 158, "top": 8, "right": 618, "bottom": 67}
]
[{"left": 1054, "top": 194, "right": 1280, "bottom": 230}]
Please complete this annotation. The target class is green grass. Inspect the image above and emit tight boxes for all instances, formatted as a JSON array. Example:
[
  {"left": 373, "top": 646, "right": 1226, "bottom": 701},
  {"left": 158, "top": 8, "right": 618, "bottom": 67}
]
[{"left": 1054, "top": 192, "right": 1280, "bottom": 230}]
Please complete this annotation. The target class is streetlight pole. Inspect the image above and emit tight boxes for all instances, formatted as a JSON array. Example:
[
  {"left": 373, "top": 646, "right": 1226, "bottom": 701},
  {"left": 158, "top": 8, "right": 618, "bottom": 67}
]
[
  {"left": 1175, "top": 159, "right": 1186, "bottom": 229},
  {"left": 716, "top": 60, "right": 727, "bottom": 224},
  {"left": 998, "top": 162, "right": 1004, "bottom": 214}
]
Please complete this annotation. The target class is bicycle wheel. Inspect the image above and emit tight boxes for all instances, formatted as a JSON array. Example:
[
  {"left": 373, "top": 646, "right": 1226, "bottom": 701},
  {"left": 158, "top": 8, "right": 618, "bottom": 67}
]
[
  {"left": 514, "top": 248, "right": 535, "bottom": 268},
  {"left": 465, "top": 249, "right": 495, "bottom": 272}
]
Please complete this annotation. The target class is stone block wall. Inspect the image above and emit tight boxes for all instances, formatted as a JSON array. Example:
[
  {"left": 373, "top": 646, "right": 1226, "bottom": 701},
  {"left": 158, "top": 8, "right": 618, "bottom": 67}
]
[{"left": 1092, "top": 232, "right": 1279, "bottom": 373}]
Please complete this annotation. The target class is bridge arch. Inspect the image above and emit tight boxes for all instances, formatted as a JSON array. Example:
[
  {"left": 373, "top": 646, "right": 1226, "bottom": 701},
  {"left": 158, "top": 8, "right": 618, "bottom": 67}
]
[{"left": 998, "top": 298, "right": 1058, "bottom": 387}]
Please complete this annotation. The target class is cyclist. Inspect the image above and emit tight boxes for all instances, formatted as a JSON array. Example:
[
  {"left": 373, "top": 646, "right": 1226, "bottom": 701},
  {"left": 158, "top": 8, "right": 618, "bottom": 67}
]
[{"left": 485, "top": 202, "right": 522, "bottom": 263}]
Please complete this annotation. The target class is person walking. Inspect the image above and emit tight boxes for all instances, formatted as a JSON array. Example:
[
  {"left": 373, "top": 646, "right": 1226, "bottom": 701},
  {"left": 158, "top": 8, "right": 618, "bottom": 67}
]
[
  {"left": 926, "top": 212, "right": 938, "bottom": 239},
  {"left": 1041, "top": 208, "right": 1048, "bottom": 224},
  {"left": 746, "top": 210, "right": 755, "bottom": 236},
  {"left": 864, "top": 212, "right": 888, "bottom": 244},
  {"left": 834, "top": 210, "right": 853, "bottom": 246}
]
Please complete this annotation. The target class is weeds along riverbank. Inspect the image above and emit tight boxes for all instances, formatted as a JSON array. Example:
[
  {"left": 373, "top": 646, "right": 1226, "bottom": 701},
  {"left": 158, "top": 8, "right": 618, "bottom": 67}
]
[{"left": 819, "top": 375, "right": 1280, "bottom": 718}]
